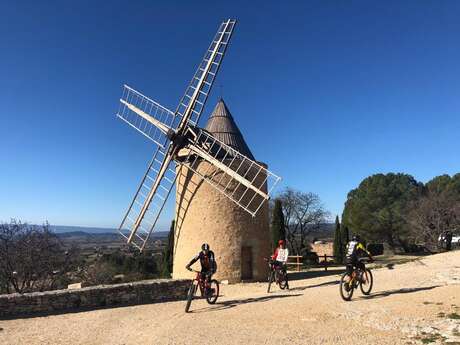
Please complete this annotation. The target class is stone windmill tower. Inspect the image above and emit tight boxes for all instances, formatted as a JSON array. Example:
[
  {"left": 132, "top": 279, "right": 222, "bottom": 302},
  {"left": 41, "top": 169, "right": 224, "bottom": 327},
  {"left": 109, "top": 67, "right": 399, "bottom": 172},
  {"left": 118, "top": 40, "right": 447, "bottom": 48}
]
[
  {"left": 173, "top": 99, "right": 270, "bottom": 282},
  {"left": 113, "top": 20, "right": 280, "bottom": 282}
]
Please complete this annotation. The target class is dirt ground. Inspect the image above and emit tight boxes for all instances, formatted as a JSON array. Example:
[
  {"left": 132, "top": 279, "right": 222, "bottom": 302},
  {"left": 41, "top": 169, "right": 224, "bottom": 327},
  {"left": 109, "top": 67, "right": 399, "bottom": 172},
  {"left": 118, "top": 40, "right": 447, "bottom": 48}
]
[{"left": 1, "top": 251, "right": 460, "bottom": 345}]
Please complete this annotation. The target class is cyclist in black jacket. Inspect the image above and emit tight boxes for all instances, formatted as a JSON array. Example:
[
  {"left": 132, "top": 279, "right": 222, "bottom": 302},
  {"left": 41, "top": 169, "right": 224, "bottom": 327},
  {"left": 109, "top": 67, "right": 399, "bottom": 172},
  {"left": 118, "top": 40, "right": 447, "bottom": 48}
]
[{"left": 186, "top": 243, "right": 217, "bottom": 292}]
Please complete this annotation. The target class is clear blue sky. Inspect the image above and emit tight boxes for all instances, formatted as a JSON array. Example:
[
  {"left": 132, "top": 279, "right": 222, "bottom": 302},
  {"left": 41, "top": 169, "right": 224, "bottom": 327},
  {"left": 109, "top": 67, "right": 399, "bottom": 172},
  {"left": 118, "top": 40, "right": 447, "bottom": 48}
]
[{"left": 1, "top": 1, "right": 459, "bottom": 229}]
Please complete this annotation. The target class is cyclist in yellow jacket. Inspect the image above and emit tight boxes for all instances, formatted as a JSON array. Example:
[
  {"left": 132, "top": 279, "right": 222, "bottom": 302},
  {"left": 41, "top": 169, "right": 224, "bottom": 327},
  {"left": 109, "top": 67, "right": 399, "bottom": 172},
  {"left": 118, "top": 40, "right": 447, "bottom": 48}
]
[{"left": 345, "top": 235, "right": 373, "bottom": 278}]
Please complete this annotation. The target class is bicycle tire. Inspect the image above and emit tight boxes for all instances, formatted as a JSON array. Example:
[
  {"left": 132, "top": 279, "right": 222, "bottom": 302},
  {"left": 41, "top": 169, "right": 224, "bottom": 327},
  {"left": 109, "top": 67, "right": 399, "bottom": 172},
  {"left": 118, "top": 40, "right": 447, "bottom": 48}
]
[
  {"left": 267, "top": 271, "right": 274, "bottom": 293},
  {"left": 206, "top": 279, "right": 220, "bottom": 304},
  {"left": 185, "top": 281, "right": 195, "bottom": 313},
  {"left": 359, "top": 268, "right": 373, "bottom": 295},
  {"left": 339, "top": 272, "right": 354, "bottom": 301},
  {"left": 279, "top": 271, "right": 289, "bottom": 290}
]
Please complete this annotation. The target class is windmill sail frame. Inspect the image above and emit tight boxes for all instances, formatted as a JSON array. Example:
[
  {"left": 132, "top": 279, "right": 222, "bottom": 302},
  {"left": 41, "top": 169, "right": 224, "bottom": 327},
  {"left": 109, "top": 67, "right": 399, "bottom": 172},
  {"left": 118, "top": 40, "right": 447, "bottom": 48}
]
[
  {"left": 115, "top": 19, "right": 281, "bottom": 251},
  {"left": 117, "top": 85, "right": 177, "bottom": 148},
  {"left": 180, "top": 127, "right": 281, "bottom": 217},
  {"left": 118, "top": 146, "right": 177, "bottom": 250},
  {"left": 175, "top": 19, "right": 236, "bottom": 129}
]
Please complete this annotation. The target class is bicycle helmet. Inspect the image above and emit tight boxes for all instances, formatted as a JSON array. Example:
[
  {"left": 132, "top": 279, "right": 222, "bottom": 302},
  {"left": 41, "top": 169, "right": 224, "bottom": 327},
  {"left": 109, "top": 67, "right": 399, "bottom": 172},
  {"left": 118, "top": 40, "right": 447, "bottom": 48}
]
[
  {"left": 352, "top": 234, "right": 361, "bottom": 242},
  {"left": 278, "top": 240, "right": 285, "bottom": 246},
  {"left": 201, "top": 243, "right": 210, "bottom": 252}
]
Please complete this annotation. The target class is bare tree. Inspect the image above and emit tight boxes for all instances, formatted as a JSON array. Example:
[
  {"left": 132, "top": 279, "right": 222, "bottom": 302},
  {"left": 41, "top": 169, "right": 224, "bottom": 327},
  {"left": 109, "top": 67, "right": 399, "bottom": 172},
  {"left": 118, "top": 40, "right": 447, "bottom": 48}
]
[
  {"left": 407, "top": 193, "right": 460, "bottom": 250},
  {"left": 0, "top": 220, "right": 79, "bottom": 294},
  {"left": 83, "top": 261, "right": 116, "bottom": 286},
  {"left": 277, "top": 188, "right": 329, "bottom": 255}
]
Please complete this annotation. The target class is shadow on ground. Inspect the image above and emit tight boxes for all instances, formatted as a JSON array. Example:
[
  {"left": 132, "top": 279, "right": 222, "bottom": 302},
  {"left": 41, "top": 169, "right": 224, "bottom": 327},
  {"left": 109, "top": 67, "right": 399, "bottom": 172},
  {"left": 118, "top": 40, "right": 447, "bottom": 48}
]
[
  {"left": 189, "top": 293, "right": 302, "bottom": 313},
  {"left": 359, "top": 285, "right": 441, "bottom": 300},
  {"left": 288, "top": 269, "right": 346, "bottom": 281},
  {"left": 289, "top": 280, "right": 340, "bottom": 291}
]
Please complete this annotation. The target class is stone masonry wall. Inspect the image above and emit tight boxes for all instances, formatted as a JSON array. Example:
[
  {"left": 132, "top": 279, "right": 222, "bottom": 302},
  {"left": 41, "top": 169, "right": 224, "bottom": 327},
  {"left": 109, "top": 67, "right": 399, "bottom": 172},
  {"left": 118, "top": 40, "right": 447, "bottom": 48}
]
[
  {"left": 173, "top": 160, "right": 270, "bottom": 283},
  {"left": 0, "top": 279, "right": 189, "bottom": 318}
]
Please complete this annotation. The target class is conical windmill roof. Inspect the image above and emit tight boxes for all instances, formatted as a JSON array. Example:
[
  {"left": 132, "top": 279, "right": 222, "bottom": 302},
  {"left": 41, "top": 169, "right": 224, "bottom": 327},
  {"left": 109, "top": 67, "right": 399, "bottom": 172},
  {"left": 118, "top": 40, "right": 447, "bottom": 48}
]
[{"left": 204, "top": 99, "right": 255, "bottom": 160}]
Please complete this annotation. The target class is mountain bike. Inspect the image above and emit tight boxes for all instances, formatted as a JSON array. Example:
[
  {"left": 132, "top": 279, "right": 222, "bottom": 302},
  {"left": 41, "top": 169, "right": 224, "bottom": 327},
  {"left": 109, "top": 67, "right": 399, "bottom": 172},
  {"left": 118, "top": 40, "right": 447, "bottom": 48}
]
[
  {"left": 185, "top": 270, "right": 219, "bottom": 313},
  {"left": 265, "top": 258, "right": 289, "bottom": 293},
  {"left": 339, "top": 258, "right": 373, "bottom": 301}
]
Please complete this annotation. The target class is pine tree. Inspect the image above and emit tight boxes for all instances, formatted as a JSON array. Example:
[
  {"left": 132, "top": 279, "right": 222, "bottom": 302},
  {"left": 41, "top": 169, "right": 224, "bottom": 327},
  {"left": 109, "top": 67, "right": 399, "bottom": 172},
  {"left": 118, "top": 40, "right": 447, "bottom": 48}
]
[
  {"left": 342, "top": 225, "right": 350, "bottom": 245},
  {"left": 341, "top": 224, "right": 350, "bottom": 261},
  {"left": 161, "top": 220, "right": 175, "bottom": 277},
  {"left": 333, "top": 216, "right": 343, "bottom": 264},
  {"left": 271, "top": 199, "right": 285, "bottom": 250}
]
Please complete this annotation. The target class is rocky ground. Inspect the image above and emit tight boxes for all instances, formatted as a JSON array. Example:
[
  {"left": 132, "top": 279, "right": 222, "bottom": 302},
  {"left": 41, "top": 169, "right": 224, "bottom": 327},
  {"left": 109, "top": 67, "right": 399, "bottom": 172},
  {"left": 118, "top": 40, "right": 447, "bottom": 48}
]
[{"left": 1, "top": 251, "right": 459, "bottom": 345}]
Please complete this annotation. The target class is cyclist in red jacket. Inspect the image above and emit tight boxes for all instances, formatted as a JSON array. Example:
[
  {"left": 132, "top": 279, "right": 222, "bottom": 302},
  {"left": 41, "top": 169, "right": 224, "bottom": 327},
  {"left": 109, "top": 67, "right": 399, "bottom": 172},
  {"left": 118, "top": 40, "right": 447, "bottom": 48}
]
[{"left": 271, "top": 240, "right": 289, "bottom": 272}]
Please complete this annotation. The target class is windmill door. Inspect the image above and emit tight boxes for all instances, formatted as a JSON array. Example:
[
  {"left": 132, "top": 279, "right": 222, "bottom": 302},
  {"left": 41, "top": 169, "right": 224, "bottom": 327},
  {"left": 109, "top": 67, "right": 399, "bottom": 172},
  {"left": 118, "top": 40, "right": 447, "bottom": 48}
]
[{"left": 241, "top": 246, "right": 253, "bottom": 280}]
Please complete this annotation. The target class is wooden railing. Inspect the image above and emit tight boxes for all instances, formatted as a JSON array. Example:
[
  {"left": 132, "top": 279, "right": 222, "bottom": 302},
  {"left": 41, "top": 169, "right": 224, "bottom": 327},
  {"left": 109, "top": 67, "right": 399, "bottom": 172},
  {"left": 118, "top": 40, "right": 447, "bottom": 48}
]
[
  {"left": 319, "top": 254, "right": 335, "bottom": 271},
  {"left": 286, "top": 254, "right": 337, "bottom": 272},
  {"left": 285, "top": 255, "right": 302, "bottom": 271}
]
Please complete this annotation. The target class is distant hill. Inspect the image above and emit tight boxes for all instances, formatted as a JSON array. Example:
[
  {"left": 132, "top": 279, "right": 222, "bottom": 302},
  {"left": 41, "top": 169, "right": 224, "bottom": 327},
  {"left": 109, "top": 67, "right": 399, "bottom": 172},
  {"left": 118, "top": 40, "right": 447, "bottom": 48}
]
[
  {"left": 50, "top": 225, "right": 169, "bottom": 239},
  {"left": 50, "top": 223, "right": 333, "bottom": 241},
  {"left": 51, "top": 225, "right": 118, "bottom": 234},
  {"left": 314, "top": 222, "right": 335, "bottom": 239},
  {"left": 302, "top": 223, "right": 335, "bottom": 241}
]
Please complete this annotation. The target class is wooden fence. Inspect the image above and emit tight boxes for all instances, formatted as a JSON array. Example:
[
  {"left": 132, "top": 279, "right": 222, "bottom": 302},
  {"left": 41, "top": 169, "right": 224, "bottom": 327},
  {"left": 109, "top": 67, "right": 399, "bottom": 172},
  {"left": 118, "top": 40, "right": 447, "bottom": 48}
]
[{"left": 286, "top": 254, "right": 337, "bottom": 272}]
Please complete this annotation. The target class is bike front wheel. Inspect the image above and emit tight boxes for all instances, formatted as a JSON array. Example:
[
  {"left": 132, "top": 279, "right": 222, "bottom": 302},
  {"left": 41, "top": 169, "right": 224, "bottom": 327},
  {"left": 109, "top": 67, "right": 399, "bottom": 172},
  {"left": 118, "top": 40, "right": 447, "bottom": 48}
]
[
  {"left": 185, "top": 281, "right": 196, "bottom": 313},
  {"left": 279, "top": 271, "right": 289, "bottom": 290},
  {"left": 206, "top": 279, "right": 220, "bottom": 304},
  {"left": 339, "top": 272, "right": 354, "bottom": 301},
  {"left": 359, "top": 268, "right": 373, "bottom": 295},
  {"left": 267, "top": 271, "right": 274, "bottom": 293}
]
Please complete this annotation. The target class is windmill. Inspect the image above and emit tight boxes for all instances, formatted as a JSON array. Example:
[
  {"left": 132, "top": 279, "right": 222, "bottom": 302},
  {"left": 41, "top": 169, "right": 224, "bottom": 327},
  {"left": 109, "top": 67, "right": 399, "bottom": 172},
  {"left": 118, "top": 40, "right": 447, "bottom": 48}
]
[{"left": 115, "top": 19, "right": 281, "bottom": 259}]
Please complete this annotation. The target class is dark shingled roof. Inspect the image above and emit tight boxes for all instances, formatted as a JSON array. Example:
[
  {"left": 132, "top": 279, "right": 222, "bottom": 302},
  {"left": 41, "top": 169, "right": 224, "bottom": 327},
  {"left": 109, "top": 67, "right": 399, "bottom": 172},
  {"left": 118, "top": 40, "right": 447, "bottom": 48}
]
[{"left": 204, "top": 99, "right": 255, "bottom": 160}]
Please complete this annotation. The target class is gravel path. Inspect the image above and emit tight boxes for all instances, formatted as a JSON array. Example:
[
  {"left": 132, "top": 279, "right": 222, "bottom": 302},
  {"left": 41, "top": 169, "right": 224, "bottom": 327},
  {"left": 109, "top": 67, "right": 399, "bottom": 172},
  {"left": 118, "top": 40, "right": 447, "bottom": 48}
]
[{"left": 1, "top": 251, "right": 460, "bottom": 345}]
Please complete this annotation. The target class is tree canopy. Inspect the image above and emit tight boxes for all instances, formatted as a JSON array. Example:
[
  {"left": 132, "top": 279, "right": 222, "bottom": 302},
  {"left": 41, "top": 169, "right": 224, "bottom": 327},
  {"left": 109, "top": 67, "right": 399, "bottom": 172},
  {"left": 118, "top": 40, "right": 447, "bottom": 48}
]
[
  {"left": 425, "top": 174, "right": 460, "bottom": 200},
  {"left": 270, "top": 199, "right": 286, "bottom": 250},
  {"left": 0, "top": 221, "right": 80, "bottom": 294},
  {"left": 161, "top": 220, "right": 175, "bottom": 277},
  {"left": 342, "top": 173, "right": 423, "bottom": 248},
  {"left": 407, "top": 174, "right": 460, "bottom": 249},
  {"left": 332, "top": 216, "right": 344, "bottom": 263},
  {"left": 342, "top": 172, "right": 460, "bottom": 251}
]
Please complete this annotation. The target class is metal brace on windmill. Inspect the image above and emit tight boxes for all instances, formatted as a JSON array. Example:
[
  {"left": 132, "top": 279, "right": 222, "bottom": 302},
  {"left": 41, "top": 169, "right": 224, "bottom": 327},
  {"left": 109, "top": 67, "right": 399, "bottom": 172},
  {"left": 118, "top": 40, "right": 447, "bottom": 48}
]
[{"left": 115, "top": 19, "right": 281, "bottom": 282}]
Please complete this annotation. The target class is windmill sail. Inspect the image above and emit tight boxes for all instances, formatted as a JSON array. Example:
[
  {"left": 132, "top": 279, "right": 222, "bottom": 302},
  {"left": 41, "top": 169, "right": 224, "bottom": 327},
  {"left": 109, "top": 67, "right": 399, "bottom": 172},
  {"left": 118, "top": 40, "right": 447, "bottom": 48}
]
[
  {"left": 118, "top": 146, "right": 177, "bottom": 250},
  {"left": 117, "top": 85, "right": 178, "bottom": 148},
  {"left": 180, "top": 128, "right": 281, "bottom": 216},
  {"left": 116, "top": 20, "right": 237, "bottom": 251},
  {"left": 175, "top": 19, "right": 236, "bottom": 128}
]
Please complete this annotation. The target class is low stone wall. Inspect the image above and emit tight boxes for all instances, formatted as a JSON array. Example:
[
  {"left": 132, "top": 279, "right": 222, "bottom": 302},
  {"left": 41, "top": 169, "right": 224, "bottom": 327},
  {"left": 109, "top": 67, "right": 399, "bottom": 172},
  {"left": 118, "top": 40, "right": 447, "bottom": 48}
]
[{"left": 0, "top": 279, "right": 190, "bottom": 318}]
